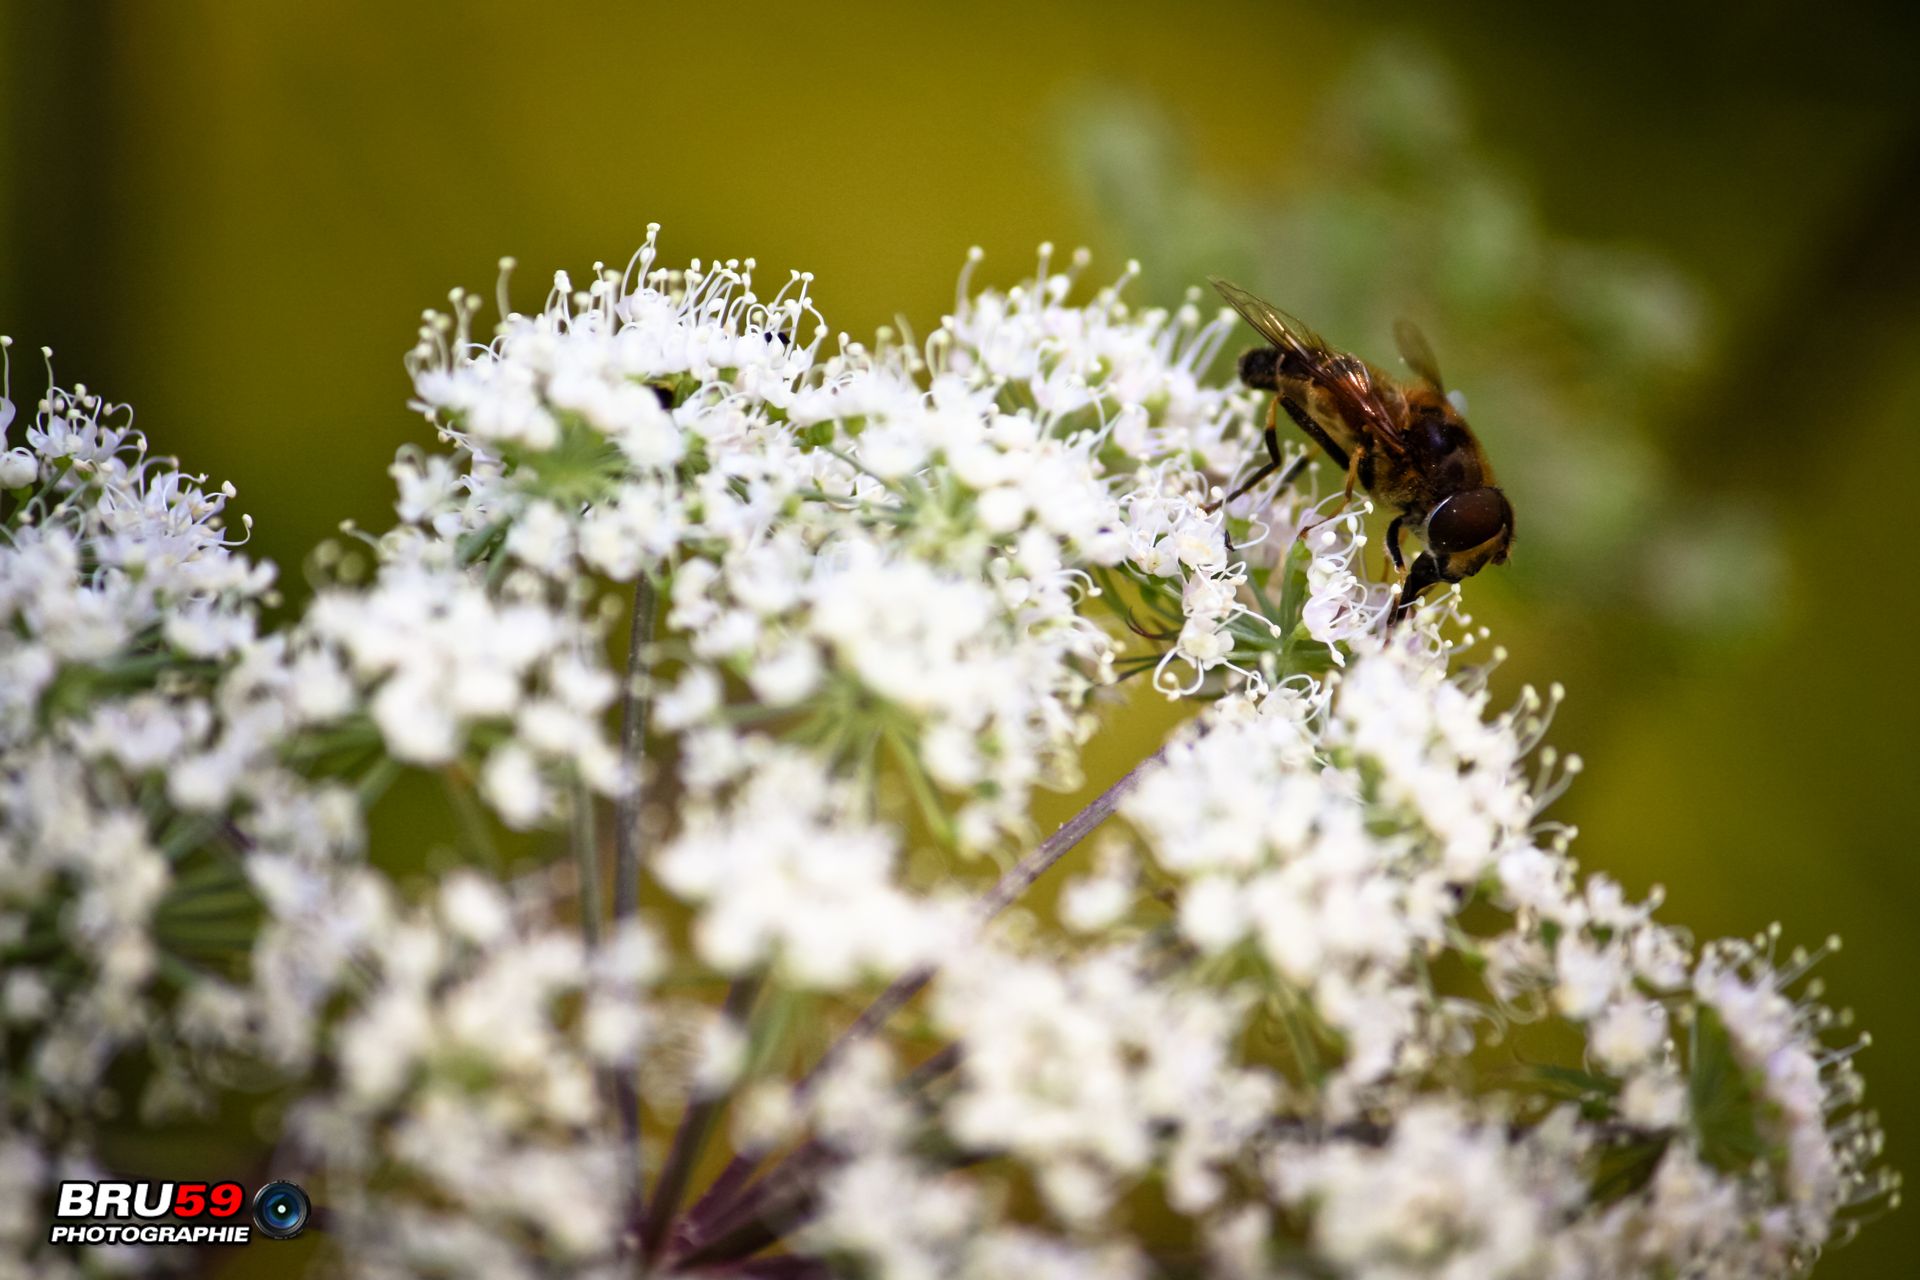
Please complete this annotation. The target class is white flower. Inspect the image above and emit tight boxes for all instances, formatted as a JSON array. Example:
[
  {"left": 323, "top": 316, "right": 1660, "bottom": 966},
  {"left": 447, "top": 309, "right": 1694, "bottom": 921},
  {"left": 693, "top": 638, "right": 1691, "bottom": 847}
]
[
  {"left": 746, "top": 637, "right": 822, "bottom": 706},
  {"left": 1555, "top": 935, "right": 1625, "bottom": 1019},
  {"left": 1591, "top": 999, "right": 1668, "bottom": 1071},
  {"left": 1271, "top": 1102, "right": 1571, "bottom": 1279},
  {"left": 656, "top": 752, "right": 958, "bottom": 988},
  {"left": 505, "top": 499, "right": 575, "bottom": 571},
  {"left": 0, "top": 449, "right": 34, "bottom": 488},
  {"left": 439, "top": 872, "right": 513, "bottom": 944},
  {"left": 1620, "top": 1073, "right": 1687, "bottom": 1129}
]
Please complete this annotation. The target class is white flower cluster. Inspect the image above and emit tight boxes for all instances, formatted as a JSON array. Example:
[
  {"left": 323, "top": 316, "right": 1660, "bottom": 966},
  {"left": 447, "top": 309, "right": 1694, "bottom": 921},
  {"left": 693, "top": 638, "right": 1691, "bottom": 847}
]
[
  {"left": 399, "top": 232, "right": 1316, "bottom": 848},
  {"left": 931, "top": 943, "right": 1276, "bottom": 1220},
  {"left": 286, "top": 873, "right": 658, "bottom": 1280},
  {"left": 774, "top": 637, "right": 1889, "bottom": 1280},
  {"left": 654, "top": 748, "right": 964, "bottom": 987},
  {"left": 0, "top": 358, "right": 625, "bottom": 1275},
  {"left": 0, "top": 235, "right": 1893, "bottom": 1279},
  {"left": 1263, "top": 1101, "right": 1587, "bottom": 1280},
  {"left": 0, "top": 359, "right": 287, "bottom": 1132},
  {"left": 298, "top": 541, "right": 621, "bottom": 818},
  {"left": 1084, "top": 642, "right": 1882, "bottom": 1277}
]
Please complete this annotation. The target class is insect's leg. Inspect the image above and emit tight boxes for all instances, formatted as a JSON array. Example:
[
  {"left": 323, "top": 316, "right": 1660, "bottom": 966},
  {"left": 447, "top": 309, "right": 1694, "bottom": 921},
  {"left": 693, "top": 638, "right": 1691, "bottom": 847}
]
[
  {"left": 1387, "top": 552, "right": 1445, "bottom": 632},
  {"left": 1384, "top": 514, "right": 1407, "bottom": 575},
  {"left": 1271, "top": 453, "right": 1308, "bottom": 498},
  {"left": 1304, "top": 444, "right": 1367, "bottom": 541},
  {"left": 1296, "top": 426, "right": 1364, "bottom": 542},
  {"left": 1212, "top": 398, "right": 1284, "bottom": 510},
  {"left": 1279, "top": 397, "right": 1349, "bottom": 472},
  {"left": 1212, "top": 399, "right": 1306, "bottom": 558},
  {"left": 1341, "top": 444, "right": 1371, "bottom": 506}
]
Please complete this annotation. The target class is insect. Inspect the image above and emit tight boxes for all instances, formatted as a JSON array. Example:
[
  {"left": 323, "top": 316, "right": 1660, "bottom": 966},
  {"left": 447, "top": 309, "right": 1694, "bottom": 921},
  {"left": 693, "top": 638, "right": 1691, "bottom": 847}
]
[{"left": 1209, "top": 278, "right": 1514, "bottom": 628}]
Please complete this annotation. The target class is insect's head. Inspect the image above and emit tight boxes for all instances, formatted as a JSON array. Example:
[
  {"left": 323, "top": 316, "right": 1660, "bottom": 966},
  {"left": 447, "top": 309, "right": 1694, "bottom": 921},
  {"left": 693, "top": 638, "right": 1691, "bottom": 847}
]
[
  {"left": 1391, "top": 487, "right": 1514, "bottom": 629},
  {"left": 1423, "top": 486, "right": 1513, "bottom": 576}
]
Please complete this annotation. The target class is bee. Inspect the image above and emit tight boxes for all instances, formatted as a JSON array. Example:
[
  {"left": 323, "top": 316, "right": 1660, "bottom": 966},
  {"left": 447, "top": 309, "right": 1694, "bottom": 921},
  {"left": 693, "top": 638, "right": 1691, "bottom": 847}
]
[{"left": 1209, "top": 278, "right": 1514, "bottom": 627}]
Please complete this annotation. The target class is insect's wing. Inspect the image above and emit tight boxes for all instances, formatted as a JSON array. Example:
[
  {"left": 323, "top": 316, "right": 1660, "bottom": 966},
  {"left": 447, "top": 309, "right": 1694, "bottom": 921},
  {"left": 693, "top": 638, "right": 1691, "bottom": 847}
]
[
  {"left": 1393, "top": 318, "right": 1445, "bottom": 393},
  {"left": 1209, "top": 277, "right": 1326, "bottom": 355},
  {"left": 1211, "top": 277, "right": 1408, "bottom": 455}
]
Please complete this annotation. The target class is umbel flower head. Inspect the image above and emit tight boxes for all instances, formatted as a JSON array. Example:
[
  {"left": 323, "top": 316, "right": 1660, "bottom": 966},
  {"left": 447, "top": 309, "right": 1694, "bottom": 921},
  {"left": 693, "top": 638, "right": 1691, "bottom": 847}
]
[{"left": 0, "top": 234, "right": 1895, "bottom": 1278}]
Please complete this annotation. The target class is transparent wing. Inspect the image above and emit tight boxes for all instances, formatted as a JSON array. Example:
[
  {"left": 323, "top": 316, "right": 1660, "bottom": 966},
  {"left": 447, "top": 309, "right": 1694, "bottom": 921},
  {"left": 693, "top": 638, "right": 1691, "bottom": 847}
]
[
  {"left": 1209, "top": 277, "right": 1328, "bottom": 356},
  {"left": 1211, "top": 277, "right": 1407, "bottom": 454},
  {"left": 1393, "top": 318, "right": 1445, "bottom": 392}
]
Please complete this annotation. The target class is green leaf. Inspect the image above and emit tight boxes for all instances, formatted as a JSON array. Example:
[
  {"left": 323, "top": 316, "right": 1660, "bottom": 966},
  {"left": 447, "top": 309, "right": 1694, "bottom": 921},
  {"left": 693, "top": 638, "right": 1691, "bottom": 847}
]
[
  {"left": 1522, "top": 1063, "right": 1622, "bottom": 1101},
  {"left": 1282, "top": 627, "right": 1337, "bottom": 676},
  {"left": 1590, "top": 1134, "right": 1672, "bottom": 1204},
  {"left": 1273, "top": 537, "right": 1313, "bottom": 635},
  {"left": 1690, "top": 1005, "right": 1772, "bottom": 1174}
]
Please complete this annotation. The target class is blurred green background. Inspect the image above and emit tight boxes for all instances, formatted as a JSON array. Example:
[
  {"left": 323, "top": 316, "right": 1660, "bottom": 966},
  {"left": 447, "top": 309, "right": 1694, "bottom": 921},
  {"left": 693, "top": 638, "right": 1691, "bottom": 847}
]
[{"left": 4, "top": 2, "right": 1917, "bottom": 1273}]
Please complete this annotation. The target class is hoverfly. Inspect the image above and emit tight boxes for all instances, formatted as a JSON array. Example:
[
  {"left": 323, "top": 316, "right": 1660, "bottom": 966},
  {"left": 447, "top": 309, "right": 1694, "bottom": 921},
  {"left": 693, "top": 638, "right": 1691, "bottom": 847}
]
[{"left": 1209, "top": 278, "right": 1513, "bottom": 627}]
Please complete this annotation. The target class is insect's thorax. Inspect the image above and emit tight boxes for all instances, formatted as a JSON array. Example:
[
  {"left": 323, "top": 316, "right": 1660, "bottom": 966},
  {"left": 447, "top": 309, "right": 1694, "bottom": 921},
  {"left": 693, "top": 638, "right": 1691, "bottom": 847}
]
[
  {"left": 1286, "top": 377, "right": 1489, "bottom": 516},
  {"left": 1402, "top": 406, "right": 1491, "bottom": 493}
]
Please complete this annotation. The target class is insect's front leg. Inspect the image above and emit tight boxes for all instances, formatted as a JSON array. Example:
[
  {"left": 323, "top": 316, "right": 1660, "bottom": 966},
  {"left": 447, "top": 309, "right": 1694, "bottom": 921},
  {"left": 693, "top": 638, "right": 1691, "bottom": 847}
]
[
  {"left": 1384, "top": 514, "right": 1407, "bottom": 576},
  {"left": 1302, "top": 443, "right": 1367, "bottom": 542},
  {"left": 1214, "top": 397, "right": 1308, "bottom": 512},
  {"left": 1212, "top": 398, "right": 1309, "bottom": 558},
  {"left": 1211, "top": 397, "right": 1284, "bottom": 512},
  {"left": 1387, "top": 551, "right": 1446, "bottom": 632}
]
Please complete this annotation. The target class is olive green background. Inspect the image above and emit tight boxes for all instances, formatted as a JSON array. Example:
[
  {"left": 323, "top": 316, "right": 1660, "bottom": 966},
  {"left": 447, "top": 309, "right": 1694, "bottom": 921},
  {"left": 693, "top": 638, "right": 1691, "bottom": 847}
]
[{"left": 4, "top": 3, "right": 1917, "bottom": 1274}]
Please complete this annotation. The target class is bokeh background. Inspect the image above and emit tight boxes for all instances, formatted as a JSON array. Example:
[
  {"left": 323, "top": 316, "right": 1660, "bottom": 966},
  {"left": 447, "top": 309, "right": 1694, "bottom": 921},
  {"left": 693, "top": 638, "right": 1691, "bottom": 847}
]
[{"left": 4, "top": 2, "right": 1918, "bottom": 1273}]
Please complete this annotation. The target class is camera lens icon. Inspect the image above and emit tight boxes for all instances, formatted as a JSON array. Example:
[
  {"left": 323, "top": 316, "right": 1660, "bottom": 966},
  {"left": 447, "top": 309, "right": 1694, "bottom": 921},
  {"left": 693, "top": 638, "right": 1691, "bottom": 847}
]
[{"left": 251, "top": 1181, "right": 312, "bottom": 1240}]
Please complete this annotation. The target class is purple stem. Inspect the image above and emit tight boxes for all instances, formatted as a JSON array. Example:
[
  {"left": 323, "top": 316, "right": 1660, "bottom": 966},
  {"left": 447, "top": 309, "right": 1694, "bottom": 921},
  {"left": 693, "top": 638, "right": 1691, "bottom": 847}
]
[{"left": 638, "top": 975, "right": 763, "bottom": 1261}]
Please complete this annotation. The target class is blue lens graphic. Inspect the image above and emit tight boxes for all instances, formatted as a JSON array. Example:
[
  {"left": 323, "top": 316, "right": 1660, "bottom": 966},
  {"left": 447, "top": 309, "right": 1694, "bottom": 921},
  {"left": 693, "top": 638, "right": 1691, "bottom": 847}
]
[{"left": 251, "top": 1181, "right": 311, "bottom": 1240}]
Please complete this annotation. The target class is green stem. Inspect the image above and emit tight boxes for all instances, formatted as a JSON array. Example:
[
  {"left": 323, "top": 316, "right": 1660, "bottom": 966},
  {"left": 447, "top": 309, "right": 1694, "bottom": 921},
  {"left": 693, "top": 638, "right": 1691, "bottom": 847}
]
[
  {"left": 573, "top": 777, "right": 600, "bottom": 948},
  {"left": 885, "top": 723, "right": 956, "bottom": 847},
  {"left": 357, "top": 756, "right": 402, "bottom": 807},
  {"left": 614, "top": 576, "right": 657, "bottom": 922},
  {"left": 441, "top": 768, "right": 502, "bottom": 871},
  {"left": 612, "top": 575, "right": 657, "bottom": 1253}
]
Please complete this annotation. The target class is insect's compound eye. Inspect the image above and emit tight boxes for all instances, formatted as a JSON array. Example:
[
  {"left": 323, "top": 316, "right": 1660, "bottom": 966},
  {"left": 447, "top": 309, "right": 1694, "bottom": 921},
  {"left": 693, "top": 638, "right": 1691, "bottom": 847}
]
[{"left": 1425, "top": 488, "right": 1511, "bottom": 554}]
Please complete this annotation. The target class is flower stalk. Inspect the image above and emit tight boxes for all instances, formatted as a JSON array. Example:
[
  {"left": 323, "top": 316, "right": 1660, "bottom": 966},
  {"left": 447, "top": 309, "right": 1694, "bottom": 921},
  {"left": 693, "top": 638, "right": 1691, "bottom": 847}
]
[{"left": 615, "top": 574, "right": 657, "bottom": 922}]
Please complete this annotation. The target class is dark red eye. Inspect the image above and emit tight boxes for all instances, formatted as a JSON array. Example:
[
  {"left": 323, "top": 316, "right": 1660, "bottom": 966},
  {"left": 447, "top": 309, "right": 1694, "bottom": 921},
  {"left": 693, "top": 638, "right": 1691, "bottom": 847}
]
[{"left": 1426, "top": 488, "right": 1510, "bottom": 554}]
